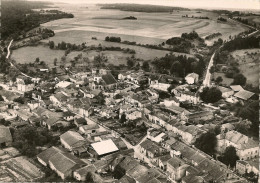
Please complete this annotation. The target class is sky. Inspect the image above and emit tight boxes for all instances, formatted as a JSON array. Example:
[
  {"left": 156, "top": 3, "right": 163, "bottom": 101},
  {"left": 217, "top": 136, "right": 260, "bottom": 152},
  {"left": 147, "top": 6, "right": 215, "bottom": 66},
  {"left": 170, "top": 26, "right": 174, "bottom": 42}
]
[{"left": 32, "top": 0, "right": 260, "bottom": 10}]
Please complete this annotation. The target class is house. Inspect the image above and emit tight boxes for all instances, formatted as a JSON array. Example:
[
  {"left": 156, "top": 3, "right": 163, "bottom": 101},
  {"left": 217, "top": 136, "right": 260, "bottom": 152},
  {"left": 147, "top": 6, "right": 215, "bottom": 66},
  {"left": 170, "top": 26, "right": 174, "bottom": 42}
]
[
  {"left": 139, "top": 139, "right": 167, "bottom": 160},
  {"left": 163, "top": 97, "right": 180, "bottom": 107},
  {"left": 102, "top": 73, "right": 117, "bottom": 89},
  {"left": 185, "top": 73, "right": 199, "bottom": 84},
  {"left": 186, "top": 111, "right": 214, "bottom": 124},
  {"left": 230, "top": 85, "right": 243, "bottom": 92},
  {"left": 236, "top": 159, "right": 259, "bottom": 175},
  {"left": 50, "top": 92, "right": 69, "bottom": 107},
  {"left": 234, "top": 90, "right": 255, "bottom": 100},
  {"left": 182, "top": 174, "right": 205, "bottom": 183},
  {"left": 89, "top": 139, "right": 119, "bottom": 159},
  {"left": 173, "top": 125, "right": 205, "bottom": 145},
  {"left": 216, "top": 130, "right": 258, "bottom": 160},
  {"left": 157, "top": 154, "right": 172, "bottom": 171},
  {"left": 55, "top": 81, "right": 72, "bottom": 88},
  {"left": 63, "top": 111, "right": 76, "bottom": 121},
  {"left": 79, "top": 124, "right": 100, "bottom": 135},
  {"left": 0, "top": 126, "right": 12, "bottom": 147},
  {"left": 218, "top": 86, "right": 234, "bottom": 98},
  {"left": 37, "top": 146, "right": 63, "bottom": 166},
  {"left": 60, "top": 131, "right": 85, "bottom": 151},
  {"left": 73, "top": 164, "right": 96, "bottom": 181},
  {"left": 42, "top": 116, "right": 61, "bottom": 130},
  {"left": 167, "top": 156, "right": 188, "bottom": 182},
  {"left": 49, "top": 152, "right": 86, "bottom": 180},
  {"left": 67, "top": 98, "right": 92, "bottom": 117},
  {"left": 17, "top": 78, "right": 34, "bottom": 92},
  {"left": 147, "top": 129, "right": 167, "bottom": 143},
  {"left": 74, "top": 117, "right": 87, "bottom": 127},
  {"left": 179, "top": 91, "right": 200, "bottom": 104}
]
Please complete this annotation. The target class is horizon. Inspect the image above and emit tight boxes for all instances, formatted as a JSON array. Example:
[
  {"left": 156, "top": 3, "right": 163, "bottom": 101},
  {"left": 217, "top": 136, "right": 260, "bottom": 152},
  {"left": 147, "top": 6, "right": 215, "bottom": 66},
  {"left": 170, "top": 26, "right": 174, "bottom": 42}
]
[{"left": 27, "top": 0, "right": 260, "bottom": 11}]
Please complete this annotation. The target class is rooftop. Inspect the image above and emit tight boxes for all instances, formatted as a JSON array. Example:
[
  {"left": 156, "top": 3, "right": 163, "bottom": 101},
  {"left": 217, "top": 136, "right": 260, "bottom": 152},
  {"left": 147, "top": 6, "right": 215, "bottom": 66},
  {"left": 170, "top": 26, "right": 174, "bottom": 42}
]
[{"left": 91, "top": 139, "right": 119, "bottom": 156}]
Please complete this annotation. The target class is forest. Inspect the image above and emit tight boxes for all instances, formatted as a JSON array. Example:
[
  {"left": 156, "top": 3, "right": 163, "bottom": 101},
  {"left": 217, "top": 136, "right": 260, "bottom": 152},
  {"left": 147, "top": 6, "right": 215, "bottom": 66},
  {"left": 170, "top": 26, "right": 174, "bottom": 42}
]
[
  {"left": 1, "top": 0, "right": 74, "bottom": 40},
  {"left": 99, "top": 3, "right": 190, "bottom": 12}
]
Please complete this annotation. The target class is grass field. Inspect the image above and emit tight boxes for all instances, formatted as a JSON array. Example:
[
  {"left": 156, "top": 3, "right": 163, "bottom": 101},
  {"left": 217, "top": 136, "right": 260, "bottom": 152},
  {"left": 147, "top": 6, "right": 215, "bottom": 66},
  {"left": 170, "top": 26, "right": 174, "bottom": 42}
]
[
  {"left": 231, "top": 49, "right": 260, "bottom": 87},
  {"left": 40, "top": 3, "right": 248, "bottom": 46},
  {"left": 11, "top": 46, "right": 65, "bottom": 67}
]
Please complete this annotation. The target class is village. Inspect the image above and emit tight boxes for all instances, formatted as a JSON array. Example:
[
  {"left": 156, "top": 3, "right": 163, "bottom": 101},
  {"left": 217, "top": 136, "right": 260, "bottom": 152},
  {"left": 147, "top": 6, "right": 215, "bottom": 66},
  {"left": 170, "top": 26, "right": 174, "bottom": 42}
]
[{"left": 0, "top": 63, "right": 258, "bottom": 182}]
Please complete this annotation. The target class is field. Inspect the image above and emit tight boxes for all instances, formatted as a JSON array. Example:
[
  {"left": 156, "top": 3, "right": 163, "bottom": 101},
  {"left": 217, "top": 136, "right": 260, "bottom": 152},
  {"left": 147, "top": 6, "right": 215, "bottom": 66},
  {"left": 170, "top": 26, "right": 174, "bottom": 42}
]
[
  {"left": 231, "top": 49, "right": 260, "bottom": 87},
  {"left": 12, "top": 3, "right": 249, "bottom": 66},
  {"left": 11, "top": 46, "right": 65, "bottom": 67},
  {"left": 40, "top": 3, "right": 248, "bottom": 45}
]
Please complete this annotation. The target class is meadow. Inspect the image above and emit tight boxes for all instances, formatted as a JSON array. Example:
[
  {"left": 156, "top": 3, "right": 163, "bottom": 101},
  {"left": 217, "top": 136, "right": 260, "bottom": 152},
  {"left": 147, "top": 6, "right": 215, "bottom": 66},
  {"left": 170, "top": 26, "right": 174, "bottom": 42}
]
[
  {"left": 11, "top": 46, "right": 65, "bottom": 67},
  {"left": 231, "top": 49, "right": 260, "bottom": 87}
]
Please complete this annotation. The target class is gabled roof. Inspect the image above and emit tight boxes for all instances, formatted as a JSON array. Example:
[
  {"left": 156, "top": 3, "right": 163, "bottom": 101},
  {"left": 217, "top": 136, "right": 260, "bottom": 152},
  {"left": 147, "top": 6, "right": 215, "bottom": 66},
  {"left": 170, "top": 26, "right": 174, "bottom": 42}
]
[
  {"left": 218, "top": 86, "right": 233, "bottom": 93},
  {"left": 234, "top": 90, "right": 254, "bottom": 100},
  {"left": 0, "top": 126, "right": 12, "bottom": 143},
  {"left": 167, "top": 156, "right": 186, "bottom": 169},
  {"left": 49, "top": 152, "right": 86, "bottom": 174},
  {"left": 91, "top": 139, "right": 119, "bottom": 156},
  {"left": 60, "top": 131, "right": 85, "bottom": 147},
  {"left": 230, "top": 85, "right": 243, "bottom": 92},
  {"left": 37, "top": 146, "right": 63, "bottom": 165},
  {"left": 63, "top": 111, "right": 76, "bottom": 117},
  {"left": 102, "top": 73, "right": 117, "bottom": 85},
  {"left": 80, "top": 124, "right": 99, "bottom": 131}
]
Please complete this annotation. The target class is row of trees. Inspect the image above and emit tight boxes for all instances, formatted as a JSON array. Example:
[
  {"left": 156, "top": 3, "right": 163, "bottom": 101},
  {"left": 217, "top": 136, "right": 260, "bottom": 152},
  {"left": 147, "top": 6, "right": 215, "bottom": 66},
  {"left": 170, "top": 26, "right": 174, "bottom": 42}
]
[{"left": 105, "top": 36, "right": 121, "bottom": 42}]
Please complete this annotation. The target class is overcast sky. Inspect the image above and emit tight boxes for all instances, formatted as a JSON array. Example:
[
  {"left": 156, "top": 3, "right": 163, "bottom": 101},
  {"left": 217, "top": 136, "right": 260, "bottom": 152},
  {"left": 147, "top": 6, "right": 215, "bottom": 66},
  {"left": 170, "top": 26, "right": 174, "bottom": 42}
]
[{"left": 29, "top": 0, "right": 260, "bottom": 10}]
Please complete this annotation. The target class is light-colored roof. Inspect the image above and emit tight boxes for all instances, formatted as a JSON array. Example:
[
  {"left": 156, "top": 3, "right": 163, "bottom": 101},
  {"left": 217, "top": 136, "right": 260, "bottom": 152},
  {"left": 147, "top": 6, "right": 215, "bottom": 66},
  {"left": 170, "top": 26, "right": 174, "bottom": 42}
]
[
  {"left": 91, "top": 139, "right": 119, "bottom": 156},
  {"left": 234, "top": 90, "right": 254, "bottom": 100},
  {"left": 230, "top": 85, "right": 243, "bottom": 92},
  {"left": 186, "top": 73, "right": 199, "bottom": 79},
  {"left": 218, "top": 86, "right": 233, "bottom": 93},
  {"left": 56, "top": 81, "right": 71, "bottom": 88}
]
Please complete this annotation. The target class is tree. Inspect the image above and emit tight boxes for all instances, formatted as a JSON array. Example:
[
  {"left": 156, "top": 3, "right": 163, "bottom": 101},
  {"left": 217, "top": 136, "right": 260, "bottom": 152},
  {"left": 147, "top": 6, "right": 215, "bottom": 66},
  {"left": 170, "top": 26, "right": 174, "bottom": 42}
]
[
  {"left": 194, "top": 131, "right": 217, "bottom": 156},
  {"left": 53, "top": 58, "right": 57, "bottom": 66},
  {"left": 49, "top": 41, "right": 55, "bottom": 49},
  {"left": 35, "top": 57, "right": 40, "bottom": 64},
  {"left": 215, "top": 76, "right": 223, "bottom": 84},
  {"left": 142, "top": 61, "right": 150, "bottom": 72},
  {"left": 127, "top": 59, "right": 135, "bottom": 68},
  {"left": 120, "top": 113, "right": 127, "bottom": 123},
  {"left": 200, "top": 87, "right": 222, "bottom": 103},
  {"left": 232, "top": 73, "right": 247, "bottom": 86},
  {"left": 170, "top": 61, "right": 181, "bottom": 75},
  {"left": 219, "top": 146, "right": 239, "bottom": 168}
]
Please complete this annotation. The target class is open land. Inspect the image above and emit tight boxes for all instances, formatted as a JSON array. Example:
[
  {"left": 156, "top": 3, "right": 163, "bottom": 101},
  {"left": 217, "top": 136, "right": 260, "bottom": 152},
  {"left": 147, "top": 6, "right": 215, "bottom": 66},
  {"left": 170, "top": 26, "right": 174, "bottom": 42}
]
[{"left": 231, "top": 48, "right": 260, "bottom": 87}]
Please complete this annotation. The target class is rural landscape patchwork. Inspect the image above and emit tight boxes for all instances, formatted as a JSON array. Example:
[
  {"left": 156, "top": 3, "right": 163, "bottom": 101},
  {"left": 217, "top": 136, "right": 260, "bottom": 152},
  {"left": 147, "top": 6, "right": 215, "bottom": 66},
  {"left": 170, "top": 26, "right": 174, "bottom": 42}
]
[{"left": 0, "top": 0, "right": 259, "bottom": 182}]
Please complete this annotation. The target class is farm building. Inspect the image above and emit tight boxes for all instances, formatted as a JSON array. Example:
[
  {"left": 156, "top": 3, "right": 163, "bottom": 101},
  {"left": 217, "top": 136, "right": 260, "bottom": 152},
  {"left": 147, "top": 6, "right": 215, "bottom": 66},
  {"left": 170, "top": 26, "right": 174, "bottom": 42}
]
[
  {"left": 234, "top": 90, "right": 255, "bottom": 100},
  {"left": 185, "top": 73, "right": 199, "bottom": 84}
]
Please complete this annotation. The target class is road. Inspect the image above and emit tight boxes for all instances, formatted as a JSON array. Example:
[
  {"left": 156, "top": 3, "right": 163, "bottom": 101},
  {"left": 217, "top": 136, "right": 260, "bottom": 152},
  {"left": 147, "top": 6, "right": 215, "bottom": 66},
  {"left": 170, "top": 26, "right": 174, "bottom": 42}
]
[
  {"left": 202, "top": 52, "right": 215, "bottom": 87},
  {"left": 5, "top": 40, "right": 34, "bottom": 79},
  {"left": 6, "top": 40, "right": 13, "bottom": 59}
]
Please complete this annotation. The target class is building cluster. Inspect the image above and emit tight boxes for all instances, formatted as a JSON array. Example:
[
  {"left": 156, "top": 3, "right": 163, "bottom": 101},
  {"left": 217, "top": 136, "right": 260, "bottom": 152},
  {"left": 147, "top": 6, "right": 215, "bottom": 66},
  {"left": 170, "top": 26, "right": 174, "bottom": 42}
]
[{"left": 0, "top": 68, "right": 258, "bottom": 182}]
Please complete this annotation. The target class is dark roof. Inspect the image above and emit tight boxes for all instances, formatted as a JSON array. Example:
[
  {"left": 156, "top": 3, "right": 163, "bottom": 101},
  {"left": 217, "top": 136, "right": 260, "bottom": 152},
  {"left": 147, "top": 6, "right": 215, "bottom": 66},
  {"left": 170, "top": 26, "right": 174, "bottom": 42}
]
[
  {"left": 49, "top": 152, "right": 86, "bottom": 174},
  {"left": 75, "top": 117, "right": 87, "bottom": 125},
  {"left": 37, "top": 146, "right": 63, "bottom": 165},
  {"left": 102, "top": 73, "right": 117, "bottom": 85},
  {"left": 63, "top": 111, "right": 76, "bottom": 117}
]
